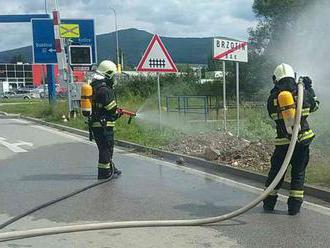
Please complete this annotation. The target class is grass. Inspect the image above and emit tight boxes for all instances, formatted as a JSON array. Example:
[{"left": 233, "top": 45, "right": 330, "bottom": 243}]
[
  {"left": 1, "top": 99, "right": 329, "bottom": 188},
  {"left": 306, "top": 161, "right": 330, "bottom": 188},
  {"left": 0, "top": 98, "right": 180, "bottom": 147}
]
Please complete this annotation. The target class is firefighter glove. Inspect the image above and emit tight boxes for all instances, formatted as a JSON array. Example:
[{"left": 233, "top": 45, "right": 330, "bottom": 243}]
[{"left": 302, "top": 76, "right": 312, "bottom": 89}]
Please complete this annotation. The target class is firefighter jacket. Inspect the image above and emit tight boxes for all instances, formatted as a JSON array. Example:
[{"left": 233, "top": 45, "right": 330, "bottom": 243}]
[
  {"left": 267, "top": 81, "right": 319, "bottom": 146},
  {"left": 90, "top": 79, "right": 118, "bottom": 128}
]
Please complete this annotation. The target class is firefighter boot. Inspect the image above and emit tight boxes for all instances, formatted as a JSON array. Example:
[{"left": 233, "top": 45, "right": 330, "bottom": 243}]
[
  {"left": 263, "top": 195, "right": 278, "bottom": 211},
  {"left": 111, "top": 161, "right": 122, "bottom": 176},
  {"left": 98, "top": 163, "right": 114, "bottom": 180},
  {"left": 114, "top": 167, "right": 122, "bottom": 175},
  {"left": 98, "top": 168, "right": 111, "bottom": 179},
  {"left": 288, "top": 197, "right": 302, "bottom": 215}
]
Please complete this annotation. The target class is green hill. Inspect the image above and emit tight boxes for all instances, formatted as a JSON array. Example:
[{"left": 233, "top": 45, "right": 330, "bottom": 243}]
[{"left": 0, "top": 28, "right": 217, "bottom": 65}]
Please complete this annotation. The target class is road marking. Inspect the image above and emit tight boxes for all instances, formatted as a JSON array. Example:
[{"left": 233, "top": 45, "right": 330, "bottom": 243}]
[
  {"left": 8, "top": 118, "right": 330, "bottom": 214},
  {"left": 0, "top": 137, "right": 33, "bottom": 153}
]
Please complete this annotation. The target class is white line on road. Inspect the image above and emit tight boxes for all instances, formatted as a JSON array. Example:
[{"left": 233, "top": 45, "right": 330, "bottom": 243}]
[{"left": 0, "top": 137, "right": 33, "bottom": 153}]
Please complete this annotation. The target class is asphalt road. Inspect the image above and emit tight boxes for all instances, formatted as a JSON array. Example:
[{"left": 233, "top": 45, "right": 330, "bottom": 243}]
[{"left": 0, "top": 117, "right": 330, "bottom": 248}]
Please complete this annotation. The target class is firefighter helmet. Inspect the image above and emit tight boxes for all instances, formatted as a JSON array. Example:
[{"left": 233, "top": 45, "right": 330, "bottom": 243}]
[
  {"left": 273, "top": 63, "right": 295, "bottom": 83},
  {"left": 96, "top": 60, "right": 117, "bottom": 79}
]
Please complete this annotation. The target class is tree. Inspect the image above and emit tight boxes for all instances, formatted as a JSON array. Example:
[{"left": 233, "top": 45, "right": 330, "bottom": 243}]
[
  {"left": 252, "top": 0, "right": 310, "bottom": 56},
  {"left": 238, "top": 0, "right": 312, "bottom": 98}
]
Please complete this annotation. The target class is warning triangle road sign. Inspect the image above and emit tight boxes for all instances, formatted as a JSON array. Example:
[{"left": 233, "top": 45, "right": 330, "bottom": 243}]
[{"left": 136, "top": 34, "right": 178, "bottom": 73}]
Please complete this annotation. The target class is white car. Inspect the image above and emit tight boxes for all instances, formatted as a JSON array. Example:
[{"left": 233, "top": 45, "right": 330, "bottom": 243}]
[{"left": 2, "top": 89, "right": 40, "bottom": 100}]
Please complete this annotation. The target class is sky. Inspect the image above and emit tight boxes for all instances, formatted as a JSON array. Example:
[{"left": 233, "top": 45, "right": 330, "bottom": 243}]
[{"left": 0, "top": 0, "right": 256, "bottom": 52}]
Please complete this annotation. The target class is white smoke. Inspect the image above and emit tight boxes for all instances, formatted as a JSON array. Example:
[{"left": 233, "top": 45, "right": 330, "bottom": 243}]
[
  {"left": 273, "top": 0, "right": 330, "bottom": 98},
  {"left": 265, "top": 0, "right": 330, "bottom": 150}
]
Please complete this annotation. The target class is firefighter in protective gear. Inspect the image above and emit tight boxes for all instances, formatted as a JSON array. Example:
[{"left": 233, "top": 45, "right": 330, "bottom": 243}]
[
  {"left": 91, "top": 60, "right": 122, "bottom": 179},
  {"left": 263, "top": 63, "right": 319, "bottom": 215}
]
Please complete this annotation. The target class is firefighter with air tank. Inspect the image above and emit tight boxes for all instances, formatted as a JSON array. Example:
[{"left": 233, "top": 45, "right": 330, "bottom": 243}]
[
  {"left": 263, "top": 63, "right": 320, "bottom": 215},
  {"left": 81, "top": 60, "right": 135, "bottom": 180}
]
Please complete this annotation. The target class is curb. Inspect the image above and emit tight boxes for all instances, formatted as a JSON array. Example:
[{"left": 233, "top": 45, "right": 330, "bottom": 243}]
[
  {"left": 4, "top": 114, "right": 330, "bottom": 203},
  {"left": 0, "top": 111, "right": 21, "bottom": 118}
]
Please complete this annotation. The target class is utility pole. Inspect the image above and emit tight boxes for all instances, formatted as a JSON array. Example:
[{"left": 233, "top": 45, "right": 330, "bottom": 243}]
[{"left": 110, "top": 7, "right": 120, "bottom": 73}]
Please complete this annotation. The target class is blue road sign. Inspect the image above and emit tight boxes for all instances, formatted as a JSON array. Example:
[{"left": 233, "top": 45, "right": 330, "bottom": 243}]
[
  {"left": 63, "top": 19, "right": 97, "bottom": 63},
  {"left": 32, "top": 19, "right": 57, "bottom": 64},
  {"left": 0, "top": 14, "right": 49, "bottom": 23},
  {"left": 32, "top": 19, "right": 97, "bottom": 64}
]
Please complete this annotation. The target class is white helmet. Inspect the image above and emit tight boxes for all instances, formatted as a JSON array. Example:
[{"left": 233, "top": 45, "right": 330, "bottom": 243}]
[
  {"left": 96, "top": 60, "right": 117, "bottom": 79},
  {"left": 273, "top": 63, "right": 295, "bottom": 82}
]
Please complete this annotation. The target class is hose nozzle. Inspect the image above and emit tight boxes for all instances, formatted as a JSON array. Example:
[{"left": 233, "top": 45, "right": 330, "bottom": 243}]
[{"left": 117, "top": 108, "right": 136, "bottom": 124}]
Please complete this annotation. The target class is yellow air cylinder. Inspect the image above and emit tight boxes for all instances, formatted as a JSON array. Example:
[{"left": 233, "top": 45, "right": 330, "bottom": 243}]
[
  {"left": 278, "top": 91, "right": 296, "bottom": 134},
  {"left": 81, "top": 83, "right": 93, "bottom": 117}
]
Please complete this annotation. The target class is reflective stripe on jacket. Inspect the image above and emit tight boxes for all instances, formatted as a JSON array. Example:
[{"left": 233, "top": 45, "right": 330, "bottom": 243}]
[{"left": 274, "top": 130, "right": 315, "bottom": 146}]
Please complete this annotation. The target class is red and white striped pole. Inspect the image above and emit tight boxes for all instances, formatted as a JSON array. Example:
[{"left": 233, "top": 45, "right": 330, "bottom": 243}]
[
  {"left": 52, "top": 8, "right": 66, "bottom": 82},
  {"left": 52, "top": 0, "right": 72, "bottom": 113}
]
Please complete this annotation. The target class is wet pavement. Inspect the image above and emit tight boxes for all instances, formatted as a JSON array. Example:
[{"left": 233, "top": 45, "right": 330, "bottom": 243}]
[{"left": 0, "top": 118, "right": 329, "bottom": 248}]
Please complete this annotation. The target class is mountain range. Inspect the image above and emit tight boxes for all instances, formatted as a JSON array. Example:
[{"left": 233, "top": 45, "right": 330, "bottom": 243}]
[{"left": 0, "top": 28, "right": 221, "bottom": 66}]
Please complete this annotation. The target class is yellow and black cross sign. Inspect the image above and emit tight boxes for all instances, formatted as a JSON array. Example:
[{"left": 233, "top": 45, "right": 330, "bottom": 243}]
[{"left": 60, "top": 24, "right": 80, "bottom": 38}]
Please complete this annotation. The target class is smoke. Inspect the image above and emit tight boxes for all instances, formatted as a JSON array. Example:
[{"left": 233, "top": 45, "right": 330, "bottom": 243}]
[
  {"left": 273, "top": 0, "right": 330, "bottom": 99},
  {"left": 271, "top": 0, "right": 330, "bottom": 149},
  {"left": 135, "top": 97, "right": 218, "bottom": 135}
]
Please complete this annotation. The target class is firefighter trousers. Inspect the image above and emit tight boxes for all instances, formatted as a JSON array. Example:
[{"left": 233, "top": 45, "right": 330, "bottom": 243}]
[
  {"left": 266, "top": 143, "right": 309, "bottom": 190},
  {"left": 92, "top": 126, "right": 114, "bottom": 178},
  {"left": 265, "top": 143, "right": 310, "bottom": 199}
]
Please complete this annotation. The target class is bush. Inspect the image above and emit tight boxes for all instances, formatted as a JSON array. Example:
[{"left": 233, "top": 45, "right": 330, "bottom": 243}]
[{"left": 116, "top": 74, "right": 200, "bottom": 99}]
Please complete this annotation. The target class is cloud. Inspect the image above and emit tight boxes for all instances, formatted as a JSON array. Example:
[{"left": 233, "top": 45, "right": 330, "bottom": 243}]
[{"left": 0, "top": 0, "right": 256, "bottom": 51}]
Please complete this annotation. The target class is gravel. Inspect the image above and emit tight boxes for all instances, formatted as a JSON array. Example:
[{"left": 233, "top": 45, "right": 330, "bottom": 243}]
[{"left": 163, "top": 132, "right": 274, "bottom": 173}]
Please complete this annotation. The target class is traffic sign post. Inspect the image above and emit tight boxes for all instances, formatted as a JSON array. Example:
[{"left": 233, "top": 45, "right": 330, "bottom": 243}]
[
  {"left": 236, "top": 62, "right": 240, "bottom": 136},
  {"left": 222, "top": 61, "right": 227, "bottom": 131},
  {"left": 137, "top": 35, "right": 177, "bottom": 128},
  {"left": 47, "top": 64, "right": 56, "bottom": 105},
  {"left": 32, "top": 19, "right": 97, "bottom": 64},
  {"left": 213, "top": 37, "right": 248, "bottom": 136}
]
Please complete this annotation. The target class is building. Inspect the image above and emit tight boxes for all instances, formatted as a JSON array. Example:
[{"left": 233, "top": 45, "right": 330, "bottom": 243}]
[
  {"left": 0, "top": 63, "right": 86, "bottom": 92},
  {"left": 0, "top": 63, "right": 34, "bottom": 90}
]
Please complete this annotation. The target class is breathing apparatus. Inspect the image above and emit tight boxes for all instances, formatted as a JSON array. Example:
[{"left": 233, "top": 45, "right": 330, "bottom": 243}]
[
  {"left": 278, "top": 90, "right": 296, "bottom": 134},
  {"left": 80, "top": 60, "right": 117, "bottom": 118},
  {"left": 80, "top": 83, "right": 93, "bottom": 118}
]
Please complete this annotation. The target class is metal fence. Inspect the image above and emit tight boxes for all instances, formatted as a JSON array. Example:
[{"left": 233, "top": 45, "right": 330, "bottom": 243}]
[
  {"left": 165, "top": 95, "right": 265, "bottom": 122},
  {"left": 165, "top": 96, "right": 209, "bottom": 121}
]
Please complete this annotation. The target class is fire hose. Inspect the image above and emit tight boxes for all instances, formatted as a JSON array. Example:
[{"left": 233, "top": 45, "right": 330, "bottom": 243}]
[{"left": 0, "top": 82, "right": 304, "bottom": 242}]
